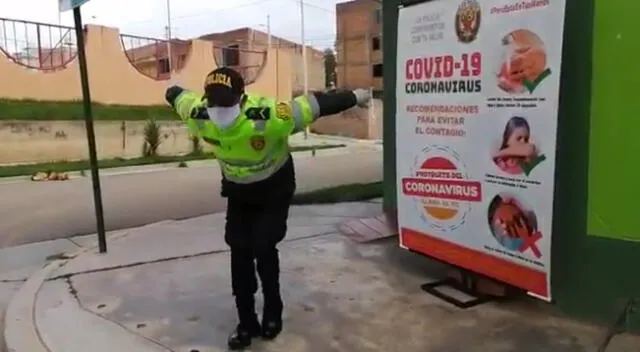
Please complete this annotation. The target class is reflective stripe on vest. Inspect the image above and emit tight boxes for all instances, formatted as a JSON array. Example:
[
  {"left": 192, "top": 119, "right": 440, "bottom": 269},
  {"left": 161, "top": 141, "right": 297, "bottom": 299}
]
[
  {"left": 217, "top": 138, "right": 289, "bottom": 184},
  {"left": 219, "top": 150, "right": 289, "bottom": 184},
  {"left": 292, "top": 95, "right": 314, "bottom": 129}
]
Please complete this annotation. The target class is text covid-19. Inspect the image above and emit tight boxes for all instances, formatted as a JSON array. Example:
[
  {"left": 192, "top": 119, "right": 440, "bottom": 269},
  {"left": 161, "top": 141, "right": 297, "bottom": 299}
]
[{"left": 404, "top": 52, "right": 483, "bottom": 94}]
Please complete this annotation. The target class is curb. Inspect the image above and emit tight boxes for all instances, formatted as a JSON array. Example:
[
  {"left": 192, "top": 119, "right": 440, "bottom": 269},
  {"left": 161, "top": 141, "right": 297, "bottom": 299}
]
[
  {"left": 0, "top": 145, "right": 369, "bottom": 185},
  {"left": 1, "top": 228, "right": 137, "bottom": 352},
  {"left": 306, "top": 133, "right": 382, "bottom": 144},
  {"left": 3, "top": 260, "right": 63, "bottom": 352}
]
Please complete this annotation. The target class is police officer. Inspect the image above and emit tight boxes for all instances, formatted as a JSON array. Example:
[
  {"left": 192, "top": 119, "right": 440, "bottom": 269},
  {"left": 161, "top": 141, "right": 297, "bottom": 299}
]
[{"left": 165, "top": 67, "right": 370, "bottom": 350}]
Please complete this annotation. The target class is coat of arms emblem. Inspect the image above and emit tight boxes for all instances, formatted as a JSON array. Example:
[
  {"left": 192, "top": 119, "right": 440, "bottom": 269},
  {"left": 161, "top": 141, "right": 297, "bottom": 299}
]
[{"left": 455, "top": 0, "right": 481, "bottom": 43}]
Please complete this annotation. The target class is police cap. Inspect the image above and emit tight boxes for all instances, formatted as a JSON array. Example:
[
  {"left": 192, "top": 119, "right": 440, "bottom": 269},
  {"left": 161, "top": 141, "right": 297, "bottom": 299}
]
[{"left": 204, "top": 67, "right": 245, "bottom": 107}]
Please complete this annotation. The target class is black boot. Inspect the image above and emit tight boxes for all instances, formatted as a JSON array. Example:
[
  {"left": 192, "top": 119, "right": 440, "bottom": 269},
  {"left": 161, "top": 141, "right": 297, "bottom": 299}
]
[
  {"left": 256, "top": 247, "right": 284, "bottom": 340},
  {"left": 228, "top": 322, "right": 261, "bottom": 350},
  {"left": 261, "top": 318, "right": 283, "bottom": 340},
  {"left": 229, "top": 294, "right": 261, "bottom": 350},
  {"left": 261, "top": 292, "right": 283, "bottom": 340}
]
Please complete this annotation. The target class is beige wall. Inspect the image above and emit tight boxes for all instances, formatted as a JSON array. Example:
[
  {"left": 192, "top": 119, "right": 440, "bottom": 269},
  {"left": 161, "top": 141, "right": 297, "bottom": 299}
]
[
  {"left": 0, "top": 120, "right": 204, "bottom": 164},
  {"left": 243, "top": 29, "right": 325, "bottom": 93},
  {"left": 310, "top": 99, "right": 383, "bottom": 140},
  {"left": 0, "top": 25, "right": 293, "bottom": 105},
  {"left": 199, "top": 28, "right": 325, "bottom": 93},
  {"left": 290, "top": 47, "right": 326, "bottom": 94},
  {"left": 0, "top": 99, "right": 382, "bottom": 165}
]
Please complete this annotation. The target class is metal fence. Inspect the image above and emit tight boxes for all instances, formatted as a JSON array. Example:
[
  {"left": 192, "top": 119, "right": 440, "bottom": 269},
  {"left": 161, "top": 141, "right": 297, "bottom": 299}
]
[
  {"left": 0, "top": 17, "right": 78, "bottom": 71},
  {"left": 120, "top": 33, "right": 191, "bottom": 81},
  {"left": 0, "top": 17, "right": 276, "bottom": 86}
]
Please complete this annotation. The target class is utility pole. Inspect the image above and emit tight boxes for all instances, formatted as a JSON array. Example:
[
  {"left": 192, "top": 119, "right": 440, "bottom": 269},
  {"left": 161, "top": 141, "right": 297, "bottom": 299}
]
[
  {"left": 166, "top": 0, "right": 173, "bottom": 74},
  {"left": 299, "top": 0, "right": 309, "bottom": 139},
  {"left": 266, "top": 14, "right": 271, "bottom": 48}
]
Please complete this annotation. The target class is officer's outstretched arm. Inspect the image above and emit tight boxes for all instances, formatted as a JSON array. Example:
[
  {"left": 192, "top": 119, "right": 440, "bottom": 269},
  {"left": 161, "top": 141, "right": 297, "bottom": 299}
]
[
  {"left": 165, "top": 85, "right": 206, "bottom": 135},
  {"left": 286, "top": 90, "right": 369, "bottom": 134}
]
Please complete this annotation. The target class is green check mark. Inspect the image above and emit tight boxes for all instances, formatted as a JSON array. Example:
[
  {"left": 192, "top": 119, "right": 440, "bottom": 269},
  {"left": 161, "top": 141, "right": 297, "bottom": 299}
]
[
  {"left": 522, "top": 68, "right": 552, "bottom": 93},
  {"left": 519, "top": 154, "right": 547, "bottom": 176}
]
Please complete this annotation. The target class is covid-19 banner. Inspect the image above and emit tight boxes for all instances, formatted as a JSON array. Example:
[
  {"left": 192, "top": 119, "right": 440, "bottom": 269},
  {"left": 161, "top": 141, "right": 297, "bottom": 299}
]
[{"left": 396, "top": 0, "right": 566, "bottom": 300}]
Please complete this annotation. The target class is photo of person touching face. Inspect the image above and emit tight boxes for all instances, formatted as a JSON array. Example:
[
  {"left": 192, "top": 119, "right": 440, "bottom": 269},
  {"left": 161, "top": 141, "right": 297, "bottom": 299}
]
[
  {"left": 497, "top": 29, "right": 548, "bottom": 94},
  {"left": 491, "top": 116, "right": 546, "bottom": 176},
  {"left": 492, "top": 116, "right": 545, "bottom": 176},
  {"left": 487, "top": 194, "right": 539, "bottom": 254}
]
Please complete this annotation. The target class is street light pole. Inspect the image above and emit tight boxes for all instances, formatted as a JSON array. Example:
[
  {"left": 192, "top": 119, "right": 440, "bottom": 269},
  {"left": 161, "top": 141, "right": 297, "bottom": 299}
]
[
  {"left": 166, "top": 0, "right": 173, "bottom": 74},
  {"left": 299, "top": 0, "right": 309, "bottom": 139},
  {"left": 266, "top": 14, "right": 271, "bottom": 48}
]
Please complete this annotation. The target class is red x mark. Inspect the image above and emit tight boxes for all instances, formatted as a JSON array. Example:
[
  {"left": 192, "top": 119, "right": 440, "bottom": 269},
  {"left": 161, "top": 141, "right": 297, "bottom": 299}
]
[{"left": 519, "top": 231, "right": 542, "bottom": 258}]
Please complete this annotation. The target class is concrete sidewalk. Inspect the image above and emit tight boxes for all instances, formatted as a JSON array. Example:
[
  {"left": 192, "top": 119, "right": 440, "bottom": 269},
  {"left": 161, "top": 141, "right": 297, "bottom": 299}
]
[{"left": 4, "top": 201, "right": 640, "bottom": 351}]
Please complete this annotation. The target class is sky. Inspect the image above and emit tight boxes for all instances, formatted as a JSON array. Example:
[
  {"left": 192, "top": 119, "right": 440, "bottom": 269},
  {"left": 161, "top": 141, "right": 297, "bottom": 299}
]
[{"left": 0, "top": 0, "right": 347, "bottom": 50}]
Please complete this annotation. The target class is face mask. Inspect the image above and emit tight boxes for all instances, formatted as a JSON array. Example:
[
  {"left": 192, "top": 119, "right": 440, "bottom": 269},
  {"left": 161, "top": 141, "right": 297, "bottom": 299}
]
[{"left": 206, "top": 104, "right": 241, "bottom": 129}]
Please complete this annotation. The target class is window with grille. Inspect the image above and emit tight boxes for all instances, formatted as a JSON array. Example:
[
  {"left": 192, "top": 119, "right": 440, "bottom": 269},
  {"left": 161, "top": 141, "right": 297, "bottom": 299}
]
[
  {"left": 224, "top": 44, "right": 240, "bottom": 66},
  {"left": 158, "top": 58, "right": 170, "bottom": 74},
  {"left": 373, "top": 8, "right": 382, "bottom": 24},
  {"left": 372, "top": 36, "right": 381, "bottom": 51},
  {"left": 372, "top": 63, "right": 383, "bottom": 77}
]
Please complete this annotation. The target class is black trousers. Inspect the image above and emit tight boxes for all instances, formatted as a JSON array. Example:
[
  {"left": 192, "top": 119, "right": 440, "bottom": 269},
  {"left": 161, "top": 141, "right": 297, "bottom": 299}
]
[{"left": 222, "top": 155, "right": 295, "bottom": 328}]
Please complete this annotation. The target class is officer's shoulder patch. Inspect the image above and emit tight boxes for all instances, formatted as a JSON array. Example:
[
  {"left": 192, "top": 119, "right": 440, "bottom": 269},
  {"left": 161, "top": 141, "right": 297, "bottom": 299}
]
[
  {"left": 245, "top": 107, "right": 270, "bottom": 121},
  {"left": 275, "top": 102, "right": 292, "bottom": 121}
]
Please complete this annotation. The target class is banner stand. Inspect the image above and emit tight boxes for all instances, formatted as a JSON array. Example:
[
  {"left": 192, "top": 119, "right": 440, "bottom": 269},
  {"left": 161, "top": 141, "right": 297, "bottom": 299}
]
[
  {"left": 395, "top": 0, "right": 565, "bottom": 303},
  {"left": 421, "top": 277, "right": 494, "bottom": 309},
  {"left": 419, "top": 261, "right": 516, "bottom": 309}
]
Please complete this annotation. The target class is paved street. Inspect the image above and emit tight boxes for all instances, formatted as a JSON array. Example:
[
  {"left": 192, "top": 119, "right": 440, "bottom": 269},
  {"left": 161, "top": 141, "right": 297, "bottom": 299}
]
[{"left": 0, "top": 147, "right": 382, "bottom": 248}]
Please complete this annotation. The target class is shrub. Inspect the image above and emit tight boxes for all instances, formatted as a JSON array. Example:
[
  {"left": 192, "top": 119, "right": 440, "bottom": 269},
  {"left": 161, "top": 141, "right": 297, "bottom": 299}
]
[
  {"left": 142, "top": 119, "right": 162, "bottom": 157},
  {"left": 190, "top": 135, "right": 203, "bottom": 155}
]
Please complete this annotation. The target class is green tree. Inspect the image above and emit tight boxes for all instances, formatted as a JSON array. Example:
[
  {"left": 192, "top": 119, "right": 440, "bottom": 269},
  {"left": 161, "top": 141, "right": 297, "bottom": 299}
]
[{"left": 323, "top": 48, "right": 337, "bottom": 88}]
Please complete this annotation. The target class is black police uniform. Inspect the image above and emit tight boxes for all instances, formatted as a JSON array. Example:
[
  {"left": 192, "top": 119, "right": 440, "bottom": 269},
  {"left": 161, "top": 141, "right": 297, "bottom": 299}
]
[{"left": 165, "top": 67, "right": 365, "bottom": 350}]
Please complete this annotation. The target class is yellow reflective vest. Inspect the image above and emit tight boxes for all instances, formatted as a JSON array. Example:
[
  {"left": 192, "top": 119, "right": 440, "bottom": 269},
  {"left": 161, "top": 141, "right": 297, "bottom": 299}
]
[{"left": 172, "top": 91, "right": 317, "bottom": 184}]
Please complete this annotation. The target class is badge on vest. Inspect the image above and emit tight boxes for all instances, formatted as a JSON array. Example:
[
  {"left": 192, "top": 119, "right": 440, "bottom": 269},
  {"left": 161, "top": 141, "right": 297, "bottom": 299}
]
[
  {"left": 275, "top": 102, "right": 292, "bottom": 120},
  {"left": 250, "top": 135, "right": 266, "bottom": 151},
  {"left": 245, "top": 107, "right": 270, "bottom": 121}
]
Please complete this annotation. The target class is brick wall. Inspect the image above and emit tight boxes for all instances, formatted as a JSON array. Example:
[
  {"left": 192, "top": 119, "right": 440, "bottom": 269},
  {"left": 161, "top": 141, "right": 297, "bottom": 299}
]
[{"left": 335, "top": 0, "right": 383, "bottom": 90}]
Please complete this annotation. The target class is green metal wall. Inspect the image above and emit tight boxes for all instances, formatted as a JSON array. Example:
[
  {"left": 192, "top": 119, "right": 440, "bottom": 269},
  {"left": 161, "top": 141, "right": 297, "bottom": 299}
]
[
  {"left": 587, "top": 0, "right": 640, "bottom": 242},
  {"left": 382, "top": 0, "right": 639, "bottom": 331}
]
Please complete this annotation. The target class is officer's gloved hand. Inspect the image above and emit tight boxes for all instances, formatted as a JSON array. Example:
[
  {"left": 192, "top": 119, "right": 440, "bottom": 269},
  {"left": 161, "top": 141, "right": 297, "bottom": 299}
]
[
  {"left": 353, "top": 88, "right": 371, "bottom": 108},
  {"left": 165, "top": 77, "right": 184, "bottom": 107}
]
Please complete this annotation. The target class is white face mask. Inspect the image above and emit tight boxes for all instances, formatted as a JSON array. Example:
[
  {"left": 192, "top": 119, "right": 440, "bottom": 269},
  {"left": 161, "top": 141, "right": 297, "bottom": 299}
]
[{"left": 206, "top": 104, "right": 241, "bottom": 129}]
